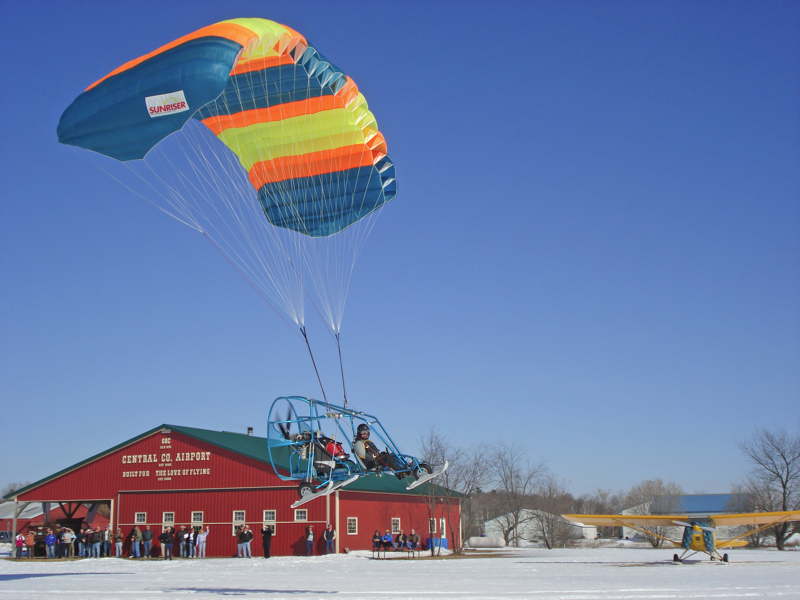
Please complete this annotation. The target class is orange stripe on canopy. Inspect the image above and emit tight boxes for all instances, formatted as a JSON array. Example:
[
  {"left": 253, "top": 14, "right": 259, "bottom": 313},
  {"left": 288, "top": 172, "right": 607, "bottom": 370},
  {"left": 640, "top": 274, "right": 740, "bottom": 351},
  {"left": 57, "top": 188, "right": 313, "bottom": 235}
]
[
  {"left": 230, "top": 54, "right": 295, "bottom": 76},
  {"left": 201, "top": 95, "right": 343, "bottom": 135},
  {"left": 85, "top": 22, "right": 259, "bottom": 91},
  {"left": 249, "top": 145, "right": 374, "bottom": 187}
]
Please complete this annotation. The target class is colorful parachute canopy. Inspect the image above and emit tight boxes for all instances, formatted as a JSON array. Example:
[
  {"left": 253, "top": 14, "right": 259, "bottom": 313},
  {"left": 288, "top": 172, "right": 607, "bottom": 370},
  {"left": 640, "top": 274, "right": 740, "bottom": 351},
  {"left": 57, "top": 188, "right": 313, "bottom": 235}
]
[{"left": 57, "top": 18, "right": 396, "bottom": 237}]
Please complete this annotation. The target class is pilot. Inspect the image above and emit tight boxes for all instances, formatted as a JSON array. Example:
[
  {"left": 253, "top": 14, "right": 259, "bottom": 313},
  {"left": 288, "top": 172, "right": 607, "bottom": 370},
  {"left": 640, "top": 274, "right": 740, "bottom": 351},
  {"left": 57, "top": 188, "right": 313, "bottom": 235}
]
[{"left": 353, "top": 424, "right": 405, "bottom": 477}]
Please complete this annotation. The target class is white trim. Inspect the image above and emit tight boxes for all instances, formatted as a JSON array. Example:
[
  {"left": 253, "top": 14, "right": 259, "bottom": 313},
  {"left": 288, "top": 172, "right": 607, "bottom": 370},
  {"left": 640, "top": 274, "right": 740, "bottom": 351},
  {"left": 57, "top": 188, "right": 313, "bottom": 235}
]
[
  {"left": 162, "top": 511, "right": 175, "bottom": 526},
  {"left": 134, "top": 512, "right": 147, "bottom": 525},
  {"left": 294, "top": 509, "right": 308, "bottom": 522}
]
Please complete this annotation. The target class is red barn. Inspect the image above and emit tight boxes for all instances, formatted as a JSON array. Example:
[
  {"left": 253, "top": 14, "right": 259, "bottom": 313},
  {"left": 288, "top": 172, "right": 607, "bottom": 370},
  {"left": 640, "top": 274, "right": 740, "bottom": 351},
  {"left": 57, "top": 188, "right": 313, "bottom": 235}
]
[{"left": 5, "top": 425, "right": 461, "bottom": 557}]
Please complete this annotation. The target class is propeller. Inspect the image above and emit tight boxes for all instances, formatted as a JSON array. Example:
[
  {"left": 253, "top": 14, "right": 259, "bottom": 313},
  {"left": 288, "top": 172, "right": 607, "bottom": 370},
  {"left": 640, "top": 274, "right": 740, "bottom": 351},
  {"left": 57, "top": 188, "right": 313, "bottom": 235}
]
[
  {"left": 673, "top": 520, "right": 715, "bottom": 532},
  {"left": 276, "top": 408, "right": 292, "bottom": 440}
]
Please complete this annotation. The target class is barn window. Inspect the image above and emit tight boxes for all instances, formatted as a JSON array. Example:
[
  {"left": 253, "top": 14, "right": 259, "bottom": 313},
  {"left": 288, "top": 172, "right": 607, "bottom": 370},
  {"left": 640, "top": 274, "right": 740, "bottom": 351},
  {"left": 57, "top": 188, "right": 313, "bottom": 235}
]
[
  {"left": 135, "top": 512, "right": 147, "bottom": 525},
  {"left": 440, "top": 518, "right": 447, "bottom": 536},
  {"left": 263, "top": 510, "right": 277, "bottom": 537},
  {"left": 428, "top": 518, "right": 436, "bottom": 534},
  {"left": 294, "top": 509, "right": 308, "bottom": 522},
  {"left": 232, "top": 510, "right": 245, "bottom": 536},
  {"left": 162, "top": 512, "right": 175, "bottom": 526},
  {"left": 391, "top": 518, "right": 401, "bottom": 534},
  {"left": 346, "top": 517, "right": 358, "bottom": 535},
  {"left": 191, "top": 511, "right": 204, "bottom": 527}
]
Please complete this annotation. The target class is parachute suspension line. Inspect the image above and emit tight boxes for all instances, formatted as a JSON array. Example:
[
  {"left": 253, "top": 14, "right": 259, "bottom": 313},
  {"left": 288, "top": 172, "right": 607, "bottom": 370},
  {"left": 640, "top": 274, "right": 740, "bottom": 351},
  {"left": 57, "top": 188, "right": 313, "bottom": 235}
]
[
  {"left": 334, "top": 331, "right": 349, "bottom": 408},
  {"left": 299, "top": 325, "right": 328, "bottom": 403}
]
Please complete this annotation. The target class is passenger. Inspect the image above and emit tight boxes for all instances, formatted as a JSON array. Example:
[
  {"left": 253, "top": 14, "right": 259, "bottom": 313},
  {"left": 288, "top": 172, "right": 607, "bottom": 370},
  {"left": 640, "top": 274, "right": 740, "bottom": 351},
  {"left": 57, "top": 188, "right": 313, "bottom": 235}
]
[
  {"left": 173, "top": 526, "right": 184, "bottom": 558},
  {"left": 158, "top": 527, "right": 173, "bottom": 560}
]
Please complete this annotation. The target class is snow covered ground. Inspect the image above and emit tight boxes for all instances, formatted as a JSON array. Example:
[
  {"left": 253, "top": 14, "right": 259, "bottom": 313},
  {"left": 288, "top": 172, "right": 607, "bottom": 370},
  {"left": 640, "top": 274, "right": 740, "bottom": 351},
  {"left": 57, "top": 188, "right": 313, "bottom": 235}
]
[{"left": 1, "top": 547, "right": 799, "bottom": 599}]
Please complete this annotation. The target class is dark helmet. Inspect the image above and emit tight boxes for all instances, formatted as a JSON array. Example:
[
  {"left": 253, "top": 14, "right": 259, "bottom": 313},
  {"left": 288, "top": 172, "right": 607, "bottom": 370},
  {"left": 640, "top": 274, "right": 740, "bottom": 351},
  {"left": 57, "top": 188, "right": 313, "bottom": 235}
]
[{"left": 357, "top": 424, "right": 370, "bottom": 437}]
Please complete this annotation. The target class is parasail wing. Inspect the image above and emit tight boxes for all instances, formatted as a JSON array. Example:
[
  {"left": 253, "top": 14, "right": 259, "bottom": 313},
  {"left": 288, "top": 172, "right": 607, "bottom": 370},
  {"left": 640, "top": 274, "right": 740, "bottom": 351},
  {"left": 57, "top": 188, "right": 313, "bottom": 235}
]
[{"left": 57, "top": 17, "right": 396, "bottom": 238}]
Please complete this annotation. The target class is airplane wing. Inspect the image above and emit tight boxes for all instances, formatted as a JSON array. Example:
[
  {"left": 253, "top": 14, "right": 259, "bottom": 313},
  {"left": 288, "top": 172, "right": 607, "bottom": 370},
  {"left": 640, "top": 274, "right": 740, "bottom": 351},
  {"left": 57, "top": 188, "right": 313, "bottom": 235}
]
[
  {"left": 562, "top": 514, "right": 690, "bottom": 527},
  {"left": 709, "top": 510, "right": 800, "bottom": 527}
]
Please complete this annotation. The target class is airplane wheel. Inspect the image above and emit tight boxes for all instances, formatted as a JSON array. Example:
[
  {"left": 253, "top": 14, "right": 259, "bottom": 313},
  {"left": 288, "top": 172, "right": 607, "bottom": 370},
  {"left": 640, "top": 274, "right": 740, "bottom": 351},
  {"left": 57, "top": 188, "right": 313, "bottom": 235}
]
[
  {"left": 710, "top": 555, "right": 715, "bottom": 561},
  {"left": 672, "top": 554, "right": 680, "bottom": 562},
  {"left": 722, "top": 553, "right": 729, "bottom": 563},
  {"left": 298, "top": 482, "right": 314, "bottom": 498}
]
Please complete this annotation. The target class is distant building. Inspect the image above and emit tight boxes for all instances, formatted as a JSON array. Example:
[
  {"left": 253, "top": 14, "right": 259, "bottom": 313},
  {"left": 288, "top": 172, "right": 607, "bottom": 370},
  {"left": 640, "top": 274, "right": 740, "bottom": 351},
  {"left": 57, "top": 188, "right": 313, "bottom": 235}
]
[{"left": 484, "top": 509, "right": 597, "bottom": 546}]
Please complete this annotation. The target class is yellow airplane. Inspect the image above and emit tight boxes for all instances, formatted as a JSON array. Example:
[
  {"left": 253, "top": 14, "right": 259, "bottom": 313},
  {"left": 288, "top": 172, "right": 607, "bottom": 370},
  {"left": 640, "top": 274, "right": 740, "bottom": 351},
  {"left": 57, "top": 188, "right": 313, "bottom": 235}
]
[{"left": 562, "top": 510, "right": 800, "bottom": 563}]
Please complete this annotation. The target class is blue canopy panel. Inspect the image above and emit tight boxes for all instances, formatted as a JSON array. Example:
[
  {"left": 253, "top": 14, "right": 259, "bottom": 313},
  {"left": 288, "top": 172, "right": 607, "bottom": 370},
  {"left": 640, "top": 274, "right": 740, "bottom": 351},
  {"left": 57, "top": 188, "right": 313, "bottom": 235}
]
[
  {"left": 57, "top": 37, "right": 243, "bottom": 161},
  {"left": 257, "top": 159, "right": 396, "bottom": 237}
]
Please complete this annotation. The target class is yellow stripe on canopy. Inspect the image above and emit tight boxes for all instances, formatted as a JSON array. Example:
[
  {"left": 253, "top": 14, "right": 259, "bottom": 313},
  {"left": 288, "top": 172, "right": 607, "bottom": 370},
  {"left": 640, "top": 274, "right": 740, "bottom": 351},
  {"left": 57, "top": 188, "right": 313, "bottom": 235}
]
[{"left": 216, "top": 109, "right": 375, "bottom": 170}]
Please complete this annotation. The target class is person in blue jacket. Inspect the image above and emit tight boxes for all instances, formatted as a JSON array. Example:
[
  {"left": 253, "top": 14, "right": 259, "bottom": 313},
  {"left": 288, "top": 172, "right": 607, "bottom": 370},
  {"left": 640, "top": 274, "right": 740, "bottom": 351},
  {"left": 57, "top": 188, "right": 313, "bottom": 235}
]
[
  {"left": 381, "top": 530, "right": 394, "bottom": 552},
  {"left": 44, "top": 529, "right": 57, "bottom": 559}
]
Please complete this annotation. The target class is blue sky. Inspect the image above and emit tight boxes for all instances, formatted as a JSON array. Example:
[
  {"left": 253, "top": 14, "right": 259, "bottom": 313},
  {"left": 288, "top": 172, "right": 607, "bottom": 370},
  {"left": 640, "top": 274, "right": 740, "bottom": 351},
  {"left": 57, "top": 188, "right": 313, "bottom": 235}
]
[{"left": 1, "top": 0, "right": 798, "bottom": 496}]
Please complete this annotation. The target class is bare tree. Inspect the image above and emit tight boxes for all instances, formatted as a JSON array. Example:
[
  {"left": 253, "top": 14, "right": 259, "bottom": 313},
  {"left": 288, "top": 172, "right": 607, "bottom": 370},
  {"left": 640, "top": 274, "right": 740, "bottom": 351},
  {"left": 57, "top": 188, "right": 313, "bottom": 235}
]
[
  {"left": 528, "top": 475, "right": 575, "bottom": 549},
  {"left": 419, "top": 429, "right": 488, "bottom": 554},
  {"left": 573, "top": 489, "right": 626, "bottom": 538},
  {"left": 739, "top": 429, "right": 800, "bottom": 550},
  {"left": 484, "top": 443, "right": 543, "bottom": 547},
  {"left": 624, "top": 479, "right": 683, "bottom": 548}
]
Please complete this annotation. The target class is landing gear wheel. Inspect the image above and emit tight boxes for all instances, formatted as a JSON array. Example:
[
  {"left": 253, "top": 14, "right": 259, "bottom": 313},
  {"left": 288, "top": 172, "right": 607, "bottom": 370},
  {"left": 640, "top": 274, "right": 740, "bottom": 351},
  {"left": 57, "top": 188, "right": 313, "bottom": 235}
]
[
  {"left": 710, "top": 555, "right": 715, "bottom": 561},
  {"left": 298, "top": 482, "right": 314, "bottom": 499},
  {"left": 672, "top": 554, "right": 680, "bottom": 562},
  {"left": 414, "top": 463, "right": 433, "bottom": 480},
  {"left": 722, "top": 553, "right": 729, "bottom": 563}
]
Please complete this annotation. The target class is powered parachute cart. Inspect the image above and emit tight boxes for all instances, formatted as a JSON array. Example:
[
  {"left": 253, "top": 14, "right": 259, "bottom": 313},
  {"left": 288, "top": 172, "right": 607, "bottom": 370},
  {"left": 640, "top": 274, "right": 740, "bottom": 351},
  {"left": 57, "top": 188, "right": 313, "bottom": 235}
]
[{"left": 267, "top": 396, "right": 448, "bottom": 507}]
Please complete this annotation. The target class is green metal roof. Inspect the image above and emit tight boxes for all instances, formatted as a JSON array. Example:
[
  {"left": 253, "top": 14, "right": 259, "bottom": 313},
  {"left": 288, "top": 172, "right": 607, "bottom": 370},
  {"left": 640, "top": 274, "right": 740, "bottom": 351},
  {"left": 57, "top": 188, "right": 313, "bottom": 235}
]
[{"left": 4, "top": 424, "right": 461, "bottom": 500}]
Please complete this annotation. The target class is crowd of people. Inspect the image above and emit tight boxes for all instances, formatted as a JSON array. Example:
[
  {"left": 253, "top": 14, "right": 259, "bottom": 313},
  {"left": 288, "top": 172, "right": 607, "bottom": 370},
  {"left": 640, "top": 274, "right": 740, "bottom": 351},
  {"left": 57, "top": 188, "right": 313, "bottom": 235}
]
[
  {"left": 12, "top": 522, "right": 426, "bottom": 559},
  {"left": 371, "top": 528, "right": 421, "bottom": 553},
  {"left": 13, "top": 526, "right": 116, "bottom": 559}
]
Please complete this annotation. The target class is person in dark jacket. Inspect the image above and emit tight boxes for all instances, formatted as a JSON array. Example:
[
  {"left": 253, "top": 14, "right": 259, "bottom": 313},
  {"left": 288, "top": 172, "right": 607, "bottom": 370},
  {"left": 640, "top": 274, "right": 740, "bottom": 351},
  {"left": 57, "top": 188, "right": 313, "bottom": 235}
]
[
  {"left": 323, "top": 524, "right": 336, "bottom": 554},
  {"left": 395, "top": 530, "right": 408, "bottom": 551},
  {"left": 141, "top": 526, "right": 153, "bottom": 558},
  {"left": 261, "top": 525, "right": 273, "bottom": 558},
  {"left": 408, "top": 529, "right": 420, "bottom": 551},
  {"left": 371, "top": 530, "right": 382, "bottom": 554},
  {"left": 173, "top": 527, "right": 184, "bottom": 558},
  {"left": 159, "top": 527, "right": 173, "bottom": 560}
]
